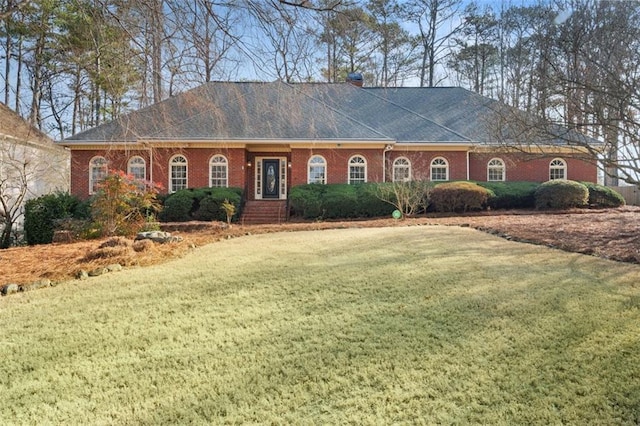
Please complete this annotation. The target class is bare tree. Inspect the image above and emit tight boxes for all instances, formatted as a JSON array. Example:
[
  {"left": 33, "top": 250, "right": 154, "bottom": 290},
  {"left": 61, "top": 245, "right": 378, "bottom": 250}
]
[
  {"left": 0, "top": 135, "right": 68, "bottom": 248},
  {"left": 488, "top": 1, "right": 640, "bottom": 187},
  {"left": 403, "top": 0, "right": 460, "bottom": 87},
  {"left": 449, "top": 4, "right": 500, "bottom": 96},
  {"left": 246, "top": 2, "right": 318, "bottom": 82}
]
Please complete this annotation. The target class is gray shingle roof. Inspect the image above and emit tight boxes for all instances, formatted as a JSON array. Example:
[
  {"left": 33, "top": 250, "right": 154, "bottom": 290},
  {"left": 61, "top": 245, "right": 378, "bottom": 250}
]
[{"left": 63, "top": 81, "right": 595, "bottom": 146}]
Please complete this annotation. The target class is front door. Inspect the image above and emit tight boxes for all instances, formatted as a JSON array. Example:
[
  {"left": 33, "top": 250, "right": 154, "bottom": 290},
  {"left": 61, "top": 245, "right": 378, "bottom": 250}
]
[{"left": 262, "top": 159, "right": 280, "bottom": 199}]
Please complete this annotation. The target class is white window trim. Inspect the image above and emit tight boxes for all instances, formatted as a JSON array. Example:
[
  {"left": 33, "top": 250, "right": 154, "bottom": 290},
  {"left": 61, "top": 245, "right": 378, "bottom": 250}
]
[
  {"left": 89, "top": 156, "right": 108, "bottom": 195},
  {"left": 549, "top": 158, "right": 567, "bottom": 180},
  {"left": 169, "top": 154, "right": 188, "bottom": 193},
  {"left": 392, "top": 157, "right": 412, "bottom": 182},
  {"left": 209, "top": 154, "right": 229, "bottom": 188},
  {"left": 348, "top": 155, "right": 367, "bottom": 184},
  {"left": 487, "top": 158, "right": 505, "bottom": 182},
  {"left": 308, "top": 155, "right": 327, "bottom": 184},
  {"left": 430, "top": 157, "right": 449, "bottom": 181}
]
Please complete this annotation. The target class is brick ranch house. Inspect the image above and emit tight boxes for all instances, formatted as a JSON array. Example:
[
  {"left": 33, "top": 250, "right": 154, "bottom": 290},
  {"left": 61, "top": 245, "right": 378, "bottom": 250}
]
[{"left": 59, "top": 81, "right": 597, "bottom": 222}]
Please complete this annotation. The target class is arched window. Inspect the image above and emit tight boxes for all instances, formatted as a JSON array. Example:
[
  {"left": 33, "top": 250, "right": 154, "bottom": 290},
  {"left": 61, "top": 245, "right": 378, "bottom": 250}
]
[
  {"left": 487, "top": 158, "right": 505, "bottom": 182},
  {"left": 89, "top": 156, "right": 108, "bottom": 194},
  {"left": 348, "top": 155, "right": 367, "bottom": 184},
  {"left": 308, "top": 155, "right": 327, "bottom": 184},
  {"left": 169, "top": 155, "right": 188, "bottom": 192},
  {"left": 549, "top": 158, "right": 567, "bottom": 180},
  {"left": 128, "top": 156, "right": 146, "bottom": 181},
  {"left": 430, "top": 157, "right": 449, "bottom": 181},
  {"left": 392, "top": 157, "right": 411, "bottom": 182},
  {"left": 210, "top": 155, "right": 228, "bottom": 187}
]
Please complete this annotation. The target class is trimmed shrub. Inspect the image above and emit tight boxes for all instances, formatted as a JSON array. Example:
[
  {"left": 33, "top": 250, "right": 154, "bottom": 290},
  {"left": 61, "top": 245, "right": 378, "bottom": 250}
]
[
  {"left": 323, "top": 184, "right": 358, "bottom": 219},
  {"left": 581, "top": 182, "right": 625, "bottom": 208},
  {"left": 160, "top": 187, "right": 243, "bottom": 222},
  {"left": 477, "top": 181, "right": 539, "bottom": 210},
  {"left": 289, "top": 183, "right": 395, "bottom": 220},
  {"left": 357, "top": 183, "right": 397, "bottom": 217},
  {"left": 430, "top": 181, "right": 493, "bottom": 213},
  {"left": 159, "top": 191, "right": 194, "bottom": 222},
  {"left": 534, "top": 180, "right": 589, "bottom": 209},
  {"left": 193, "top": 189, "right": 242, "bottom": 222},
  {"left": 24, "top": 192, "right": 85, "bottom": 245},
  {"left": 289, "top": 184, "right": 326, "bottom": 219}
]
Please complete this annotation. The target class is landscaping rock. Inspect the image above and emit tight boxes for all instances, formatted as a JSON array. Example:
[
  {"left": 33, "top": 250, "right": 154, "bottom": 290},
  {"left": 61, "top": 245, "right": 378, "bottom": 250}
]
[
  {"left": 1, "top": 283, "right": 19, "bottom": 296},
  {"left": 88, "top": 267, "right": 108, "bottom": 277},
  {"left": 19, "top": 279, "right": 51, "bottom": 292},
  {"left": 106, "top": 264, "right": 122, "bottom": 272},
  {"left": 76, "top": 270, "right": 89, "bottom": 280},
  {"left": 135, "top": 231, "right": 183, "bottom": 243}
]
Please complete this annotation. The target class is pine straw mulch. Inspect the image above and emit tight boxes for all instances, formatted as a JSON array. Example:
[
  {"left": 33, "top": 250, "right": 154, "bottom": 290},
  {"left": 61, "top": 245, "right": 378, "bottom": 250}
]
[{"left": 1, "top": 206, "right": 640, "bottom": 287}]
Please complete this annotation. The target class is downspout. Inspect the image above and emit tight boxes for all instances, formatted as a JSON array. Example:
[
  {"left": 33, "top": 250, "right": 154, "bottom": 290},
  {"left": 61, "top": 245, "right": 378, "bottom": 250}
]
[
  {"left": 383, "top": 144, "right": 393, "bottom": 182},
  {"left": 148, "top": 145, "right": 154, "bottom": 184},
  {"left": 466, "top": 149, "right": 470, "bottom": 181}
]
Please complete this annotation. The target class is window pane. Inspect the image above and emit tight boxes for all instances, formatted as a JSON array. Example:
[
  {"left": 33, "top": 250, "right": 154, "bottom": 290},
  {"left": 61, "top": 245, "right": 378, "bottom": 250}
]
[
  {"left": 308, "top": 156, "right": 326, "bottom": 184},
  {"left": 349, "top": 156, "right": 366, "bottom": 184},
  {"left": 431, "top": 158, "right": 448, "bottom": 181},
  {"left": 90, "top": 157, "right": 107, "bottom": 193},
  {"left": 393, "top": 158, "right": 410, "bottom": 182},
  {"left": 170, "top": 156, "right": 187, "bottom": 192},
  {"left": 128, "top": 157, "right": 146, "bottom": 181},
  {"left": 210, "top": 155, "right": 228, "bottom": 187}
]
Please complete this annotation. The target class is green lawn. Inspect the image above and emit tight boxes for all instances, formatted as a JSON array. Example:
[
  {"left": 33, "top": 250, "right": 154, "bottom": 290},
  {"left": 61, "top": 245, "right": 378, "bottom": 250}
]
[{"left": 2, "top": 226, "right": 640, "bottom": 424}]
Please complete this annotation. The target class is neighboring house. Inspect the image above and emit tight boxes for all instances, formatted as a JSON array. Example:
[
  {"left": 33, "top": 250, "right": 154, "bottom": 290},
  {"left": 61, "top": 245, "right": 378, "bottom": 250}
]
[
  {"left": 60, "top": 81, "right": 597, "bottom": 218},
  {"left": 0, "top": 102, "right": 69, "bottom": 242}
]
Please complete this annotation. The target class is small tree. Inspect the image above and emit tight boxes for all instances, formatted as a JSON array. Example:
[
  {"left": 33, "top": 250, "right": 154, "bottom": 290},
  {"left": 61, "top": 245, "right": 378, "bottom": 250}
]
[
  {"left": 376, "top": 180, "right": 432, "bottom": 218},
  {"left": 221, "top": 199, "right": 236, "bottom": 225},
  {"left": 91, "top": 170, "right": 162, "bottom": 237}
]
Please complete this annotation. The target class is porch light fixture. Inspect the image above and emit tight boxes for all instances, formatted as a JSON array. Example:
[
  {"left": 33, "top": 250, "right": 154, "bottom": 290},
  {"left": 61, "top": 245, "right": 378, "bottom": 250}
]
[
  {"left": 288, "top": 161, "right": 292, "bottom": 168},
  {"left": 247, "top": 160, "right": 252, "bottom": 167}
]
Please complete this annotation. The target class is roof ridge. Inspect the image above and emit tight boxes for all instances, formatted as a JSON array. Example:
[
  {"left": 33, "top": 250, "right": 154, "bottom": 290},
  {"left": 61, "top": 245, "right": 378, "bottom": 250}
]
[
  {"left": 361, "top": 87, "right": 472, "bottom": 142},
  {"left": 283, "top": 82, "right": 394, "bottom": 141}
]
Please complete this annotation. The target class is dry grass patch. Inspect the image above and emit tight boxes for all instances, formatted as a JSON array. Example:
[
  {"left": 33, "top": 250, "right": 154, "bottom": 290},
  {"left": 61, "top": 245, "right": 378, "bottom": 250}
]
[{"left": 1, "top": 226, "right": 640, "bottom": 424}]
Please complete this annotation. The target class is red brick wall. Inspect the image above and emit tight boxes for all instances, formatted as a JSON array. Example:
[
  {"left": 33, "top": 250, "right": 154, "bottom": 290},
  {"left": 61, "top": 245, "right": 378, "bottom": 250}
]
[
  {"left": 386, "top": 150, "right": 468, "bottom": 181},
  {"left": 468, "top": 152, "right": 597, "bottom": 182},
  {"left": 290, "top": 148, "right": 385, "bottom": 185},
  {"left": 70, "top": 147, "right": 247, "bottom": 199},
  {"left": 70, "top": 146, "right": 598, "bottom": 200}
]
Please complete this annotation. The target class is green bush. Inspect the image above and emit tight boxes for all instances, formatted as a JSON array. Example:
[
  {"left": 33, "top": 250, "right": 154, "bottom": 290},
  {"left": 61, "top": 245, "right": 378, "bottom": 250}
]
[
  {"left": 323, "top": 184, "right": 358, "bottom": 219},
  {"left": 24, "top": 192, "right": 85, "bottom": 245},
  {"left": 477, "top": 181, "right": 539, "bottom": 209},
  {"left": 289, "top": 184, "right": 325, "bottom": 219},
  {"left": 160, "top": 187, "right": 243, "bottom": 222},
  {"left": 581, "top": 182, "right": 625, "bottom": 208},
  {"left": 430, "top": 181, "right": 493, "bottom": 213},
  {"left": 159, "top": 190, "right": 193, "bottom": 222},
  {"left": 534, "top": 180, "right": 589, "bottom": 209},
  {"left": 193, "top": 188, "right": 242, "bottom": 222},
  {"left": 357, "top": 183, "right": 397, "bottom": 217},
  {"left": 289, "top": 183, "right": 394, "bottom": 220}
]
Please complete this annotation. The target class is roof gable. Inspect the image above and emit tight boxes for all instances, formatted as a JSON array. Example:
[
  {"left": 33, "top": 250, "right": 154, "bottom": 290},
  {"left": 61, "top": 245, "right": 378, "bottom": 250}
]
[{"left": 0, "top": 102, "right": 54, "bottom": 147}]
